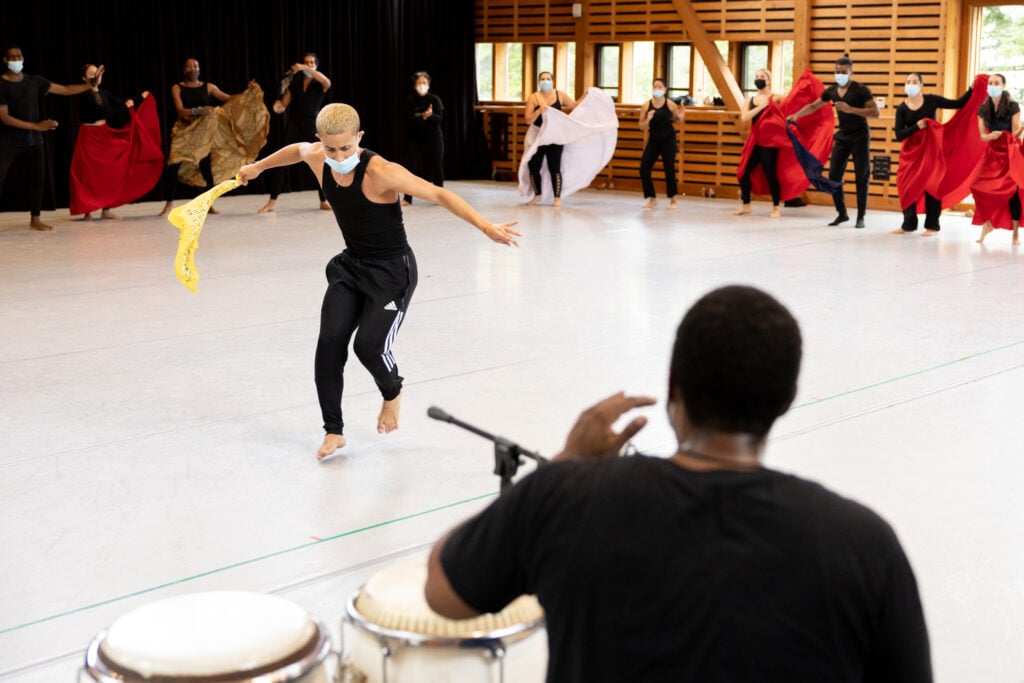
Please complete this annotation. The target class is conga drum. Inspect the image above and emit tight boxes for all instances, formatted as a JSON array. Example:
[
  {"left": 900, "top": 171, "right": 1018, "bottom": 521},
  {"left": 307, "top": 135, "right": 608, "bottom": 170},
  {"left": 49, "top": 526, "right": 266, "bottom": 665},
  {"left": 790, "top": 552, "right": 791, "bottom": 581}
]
[
  {"left": 80, "top": 591, "right": 332, "bottom": 682},
  {"left": 340, "top": 557, "right": 546, "bottom": 682}
]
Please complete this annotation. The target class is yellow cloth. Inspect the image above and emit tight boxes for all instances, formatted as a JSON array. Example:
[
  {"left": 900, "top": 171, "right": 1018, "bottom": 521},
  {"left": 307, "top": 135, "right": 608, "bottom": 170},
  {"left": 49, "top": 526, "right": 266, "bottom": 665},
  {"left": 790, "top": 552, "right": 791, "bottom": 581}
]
[
  {"left": 168, "top": 84, "right": 269, "bottom": 187},
  {"left": 167, "top": 177, "right": 241, "bottom": 292}
]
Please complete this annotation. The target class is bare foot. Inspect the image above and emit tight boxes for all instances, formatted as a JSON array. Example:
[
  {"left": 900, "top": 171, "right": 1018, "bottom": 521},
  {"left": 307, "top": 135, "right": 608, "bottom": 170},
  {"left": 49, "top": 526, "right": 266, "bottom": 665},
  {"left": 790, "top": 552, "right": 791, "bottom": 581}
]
[
  {"left": 668, "top": 200, "right": 677, "bottom": 211},
  {"left": 29, "top": 217, "right": 54, "bottom": 231},
  {"left": 890, "top": 228, "right": 911, "bottom": 235},
  {"left": 159, "top": 201, "right": 174, "bottom": 217},
  {"left": 257, "top": 200, "right": 276, "bottom": 214},
  {"left": 922, "top": 229, "right": 939, "bottom": 237},
  {"left": 78, "top": 212, "right": 93, "bottom": 221},
  {"left": 641, "top": 198, "right": 657, "bottom": 210},
  {"left": 400, "top": 199, "right": 411, "bottom": 207},
  {"left": 732, "top": 205, "right": 752, "bottom": 216},
  {"left": 553, "top": 198, "right": 561, "bottom": 207},
  {"left": 527, "top": 195, "right": 541, "bottom": 206},
  {"left": 100, "top": 209, "right": 122, "bottom": 220},
  {"left": 377, "top": 394, "right": 402, "bottom": 434},
  {"left": 769, "top": 206, "right": 780, "bottom": 219},
  {"left": 319, "top": 201, "right": 332, "bottom": 211},
  {"left": 977, "top": 224, "right": 993, "bottom": 244},
  {"left": 317, "top": 433, "right": 347, "bottom": 460}
]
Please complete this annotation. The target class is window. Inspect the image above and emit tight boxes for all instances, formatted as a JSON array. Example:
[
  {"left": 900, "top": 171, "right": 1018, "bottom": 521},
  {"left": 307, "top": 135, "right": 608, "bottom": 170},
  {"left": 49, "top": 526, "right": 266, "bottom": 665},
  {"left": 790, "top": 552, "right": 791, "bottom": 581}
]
[
  {"left": 978, "top": 5, "right": 1024, "bottom": 102},
  {"left": 476, "top": 43, "right": 494, "bottom": 101},
  {"left": 666, "top": 44, "right": 692, "bottom": 99},
  {"left": 741, "top": 44, "right": 769, "bottom": 95},
  {"left": 630, "top": 41, "right": 655, "bottom": 104},
  {"left": 699, "top": 40, "right": 730, "bottom": 102},
  {"left": 536, "top": 45, "right": 555, "bottom": 78},
  {"left": 597, "top": 44, "right": 621, "bottom": 100},
  {"left": 503, "top": 43, "right": 524, "bottom": 100},
  {"left": 565, "top": 42, "right": 577, "bottom": 98}
]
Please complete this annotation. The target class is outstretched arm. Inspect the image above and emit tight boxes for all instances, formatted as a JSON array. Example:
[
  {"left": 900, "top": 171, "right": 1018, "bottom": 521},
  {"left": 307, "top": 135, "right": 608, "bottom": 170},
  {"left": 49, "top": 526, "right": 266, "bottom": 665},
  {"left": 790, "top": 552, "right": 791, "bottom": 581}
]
[
  {"left": 787, "top": 98, "right": 828, "bottom": 122},
  {"left": 238, "top": 142, "right": 313, "bottom": 182},
  {"left": 368, "top": 158, "right": 521, "bottom": 246},
  {"left": 48, "top": 82, "right": 93, "bottom": 96}
]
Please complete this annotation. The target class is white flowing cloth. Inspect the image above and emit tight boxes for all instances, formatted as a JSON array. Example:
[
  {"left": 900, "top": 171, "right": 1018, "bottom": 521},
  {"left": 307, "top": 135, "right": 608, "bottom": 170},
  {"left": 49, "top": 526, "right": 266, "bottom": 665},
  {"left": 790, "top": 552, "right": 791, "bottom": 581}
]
[{"left": 517, "top": 87, "right": 619, "bottom": 202}]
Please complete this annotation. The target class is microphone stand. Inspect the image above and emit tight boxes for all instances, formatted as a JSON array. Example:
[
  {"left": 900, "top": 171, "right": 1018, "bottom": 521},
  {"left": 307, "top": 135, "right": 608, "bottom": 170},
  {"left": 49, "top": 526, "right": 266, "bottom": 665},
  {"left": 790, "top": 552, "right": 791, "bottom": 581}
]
[{"left": 427, "top": 407, "right": 547, "bottom": 493}]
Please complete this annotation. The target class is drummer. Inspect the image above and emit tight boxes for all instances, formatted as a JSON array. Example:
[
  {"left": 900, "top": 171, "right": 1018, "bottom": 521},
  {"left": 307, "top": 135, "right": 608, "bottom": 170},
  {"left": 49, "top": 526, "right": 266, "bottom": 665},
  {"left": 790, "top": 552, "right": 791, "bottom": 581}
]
[{"left": 425, "top": 285, "right": 933, "bottom": 681}]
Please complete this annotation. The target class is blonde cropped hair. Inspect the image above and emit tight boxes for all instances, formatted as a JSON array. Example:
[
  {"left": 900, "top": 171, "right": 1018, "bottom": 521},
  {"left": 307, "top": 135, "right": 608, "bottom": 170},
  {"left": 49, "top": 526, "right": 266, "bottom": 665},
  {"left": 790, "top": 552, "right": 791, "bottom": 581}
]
[{"left": 316, "top": 103, "right": 361, "bottom": 135}]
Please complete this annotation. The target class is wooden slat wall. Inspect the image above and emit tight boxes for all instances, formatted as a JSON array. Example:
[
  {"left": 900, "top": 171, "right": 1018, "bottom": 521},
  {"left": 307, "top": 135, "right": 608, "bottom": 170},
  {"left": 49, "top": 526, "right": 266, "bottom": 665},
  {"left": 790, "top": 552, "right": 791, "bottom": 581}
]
[{"left": 475, "top": 0, "right": 956, "bottom": 210}]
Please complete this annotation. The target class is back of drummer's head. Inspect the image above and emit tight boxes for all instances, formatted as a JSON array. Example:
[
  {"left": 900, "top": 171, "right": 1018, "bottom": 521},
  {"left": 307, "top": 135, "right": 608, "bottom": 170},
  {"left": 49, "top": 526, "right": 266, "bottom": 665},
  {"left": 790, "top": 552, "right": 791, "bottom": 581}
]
[{"left": 670, "top": 285, "right": 802, "bottom": 437}]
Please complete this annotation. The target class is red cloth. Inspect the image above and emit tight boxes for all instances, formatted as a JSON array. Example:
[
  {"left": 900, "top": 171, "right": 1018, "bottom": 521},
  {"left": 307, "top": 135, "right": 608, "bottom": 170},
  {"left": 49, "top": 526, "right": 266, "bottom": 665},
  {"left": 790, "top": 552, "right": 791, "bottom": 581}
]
[
  {"left": 69, "top": 95, "right": 164, "bottom": 215},
  {"left": 969, "top": 132, "right": 1024, "bottom": 230},
  {"left": 897, "top": 119, "right": 945, "bottom": 211},
  {"left": 938, "top": 74, "right": 993, "bottom": 209},
  {"left": 736, "top": 69, "right": 834, "bottom": 201}
]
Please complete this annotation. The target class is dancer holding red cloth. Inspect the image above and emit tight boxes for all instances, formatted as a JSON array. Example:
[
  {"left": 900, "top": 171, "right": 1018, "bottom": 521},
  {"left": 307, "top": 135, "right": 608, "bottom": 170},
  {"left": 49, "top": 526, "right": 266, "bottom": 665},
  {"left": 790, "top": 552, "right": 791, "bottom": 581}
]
[
  {"left": 69, "top": 64, "right": 163, "bottom": 219},
  {"left": 971, "top": 74, "right": 1024, "bottom": 244},
  {"left": 891, "top": 73, "right": 977, "bottom": 236},
  {"left": 735, "top": 69, "right": 834, "bottom": 218}
]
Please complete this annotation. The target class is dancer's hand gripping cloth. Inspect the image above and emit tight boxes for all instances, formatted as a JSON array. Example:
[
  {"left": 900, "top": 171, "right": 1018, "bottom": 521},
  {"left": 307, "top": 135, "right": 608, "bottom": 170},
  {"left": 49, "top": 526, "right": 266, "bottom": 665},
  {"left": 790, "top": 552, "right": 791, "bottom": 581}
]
[
  {"left": 167, "top": 177, "right": 241, "bottom": 292},
  {"left": 517, "top": 87, "right": 619, "bottom": 202}
]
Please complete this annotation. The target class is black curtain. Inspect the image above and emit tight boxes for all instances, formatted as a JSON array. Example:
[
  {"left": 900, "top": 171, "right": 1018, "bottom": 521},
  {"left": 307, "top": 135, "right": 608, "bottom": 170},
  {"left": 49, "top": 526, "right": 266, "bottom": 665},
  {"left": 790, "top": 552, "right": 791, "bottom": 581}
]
[{"left": 2, "top": 0, "right": 489, "bottom": 211}]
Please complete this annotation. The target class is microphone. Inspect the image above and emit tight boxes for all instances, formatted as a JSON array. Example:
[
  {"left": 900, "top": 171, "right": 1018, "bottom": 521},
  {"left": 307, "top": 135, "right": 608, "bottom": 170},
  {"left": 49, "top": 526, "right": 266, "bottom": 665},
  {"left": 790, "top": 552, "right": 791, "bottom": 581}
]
[{"left": 427, "top": 405, "right": 453, "bottom": 422}]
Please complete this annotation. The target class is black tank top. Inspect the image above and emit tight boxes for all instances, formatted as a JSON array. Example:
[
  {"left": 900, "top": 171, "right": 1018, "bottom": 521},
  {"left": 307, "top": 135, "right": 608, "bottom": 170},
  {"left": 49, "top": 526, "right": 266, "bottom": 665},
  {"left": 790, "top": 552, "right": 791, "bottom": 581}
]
[
  {"left": 647, "top": 99, "right": 675, "bottom": 139},
  {"left": 179, "top": 83, "right": 212, "bottom": 109},
  {"left": 534, "top": 94, "right": 563, "bottom": 127},
  {"left": 321, "top": 149, "right": 409, "bottom": 259}
]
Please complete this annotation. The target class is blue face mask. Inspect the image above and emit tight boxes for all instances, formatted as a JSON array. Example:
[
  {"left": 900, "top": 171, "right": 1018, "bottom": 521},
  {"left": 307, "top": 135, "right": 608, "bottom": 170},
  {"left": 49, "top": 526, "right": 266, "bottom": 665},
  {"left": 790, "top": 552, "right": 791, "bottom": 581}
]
[
  {"left": 835, "top": 73, "right": 850, "bottom": 87},
  {"left": 325, "top": 146, "right": 361, "bottom": 174},
  {"left": 7, "top": 60, "right": 24, "bottom": 74},
  {"left": 652, "top": 89, "right": 666, "bottom": 98},
  {"left": 538, "top": 80, "right": 553, "bottom": 92},
  {"left": 988, "top": 85, "right": 1004, "bottom": 99},
  {"left": 905, "top": 84, "right": 921, "bottom": 97}
]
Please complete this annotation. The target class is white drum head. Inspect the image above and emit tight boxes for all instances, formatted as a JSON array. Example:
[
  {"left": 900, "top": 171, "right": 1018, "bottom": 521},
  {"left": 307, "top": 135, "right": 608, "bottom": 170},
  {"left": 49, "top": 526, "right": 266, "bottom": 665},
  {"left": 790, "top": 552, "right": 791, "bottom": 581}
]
[{"left": 98, "top": 591, "right": 319, "bottom": 678}]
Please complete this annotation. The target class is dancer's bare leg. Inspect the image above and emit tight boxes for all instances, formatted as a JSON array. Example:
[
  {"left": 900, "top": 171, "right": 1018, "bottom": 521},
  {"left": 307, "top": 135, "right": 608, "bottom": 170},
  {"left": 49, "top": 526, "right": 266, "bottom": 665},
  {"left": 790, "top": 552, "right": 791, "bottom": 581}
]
[
  {"left": 977, "top": 222, "right": 994, "bottom": 244},
  {"left": 257, "top": 199, "right": 276, "bottom": 214},
  {"left": 377, "top": 392, "right": 402, "bottom": 434},
  {"left": 317, "top": 433, "right": 347, "bottom": 460},
  {"left": 320, "top": 201, "right": 332, "bottom": 211},
  {"left": 80, "top": 212, "right": 93, "bottom": 221},
  {"left": 29, "top": 216, "right": 54, "bottom": 231},
  {"left": 159, "top": 201, "right": 174, "bottom": 217},
  {"left": 100, "top": 209, "right": 122, "bottom": 220},
  {"left": 1013, "top": 221, "right": 1020, "bottom": 245}
]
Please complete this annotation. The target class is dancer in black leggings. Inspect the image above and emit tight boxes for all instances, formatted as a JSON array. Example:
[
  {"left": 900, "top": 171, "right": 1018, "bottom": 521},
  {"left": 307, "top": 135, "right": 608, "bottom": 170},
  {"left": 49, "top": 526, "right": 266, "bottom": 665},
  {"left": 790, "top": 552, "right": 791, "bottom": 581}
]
[
  {"left": 238, "top": 104, "right": 521, "bottom": 460},
  {"left": 735, "top": 69, "right": 783, "bottom": 218},
  {"left": 639, "top": 78, "right": 685, "bottom": 210},
  {"left": 788, "top": 54, "right": 879, "bottom": 228},
  {"left": 525, "top": 71, "right": 576, "bottom": 206}
]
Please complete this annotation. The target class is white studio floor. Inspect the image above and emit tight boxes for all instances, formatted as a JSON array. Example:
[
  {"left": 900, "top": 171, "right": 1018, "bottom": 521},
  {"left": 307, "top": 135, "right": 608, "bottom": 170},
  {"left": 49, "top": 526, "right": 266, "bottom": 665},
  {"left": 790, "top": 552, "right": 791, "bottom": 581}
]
[{"left": 1, "top": 181, "right": 1022, "bottom": 681}]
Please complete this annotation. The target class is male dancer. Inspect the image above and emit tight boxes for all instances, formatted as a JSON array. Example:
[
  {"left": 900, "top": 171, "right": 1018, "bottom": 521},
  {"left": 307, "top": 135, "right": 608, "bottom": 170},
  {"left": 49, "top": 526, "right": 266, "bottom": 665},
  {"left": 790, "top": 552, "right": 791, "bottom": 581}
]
[
  {"left": 238, "top": 103, "right": 520, "bottom": 460},
  {"left": 788, "top": 54, "right": 879, "bottom": 228}
]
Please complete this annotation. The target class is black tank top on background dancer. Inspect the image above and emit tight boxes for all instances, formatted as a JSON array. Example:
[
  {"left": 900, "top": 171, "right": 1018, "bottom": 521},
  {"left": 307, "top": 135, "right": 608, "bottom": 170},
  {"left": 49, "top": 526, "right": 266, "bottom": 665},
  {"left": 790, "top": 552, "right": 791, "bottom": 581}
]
[
  {"left": 646, "top": 99, "right": 676, "bottom": 139},
  {"left": 533, "top": 96, "right": 563, "bottom": 127},
  {"left": 321, "top": 149, "right": 409, "bottom": 259},
  {"left": 179, "top": 83, "right": 213, "bottom": 111},
  {"left": 980, "top": 99, "right": 1020, "bottom": 132}
]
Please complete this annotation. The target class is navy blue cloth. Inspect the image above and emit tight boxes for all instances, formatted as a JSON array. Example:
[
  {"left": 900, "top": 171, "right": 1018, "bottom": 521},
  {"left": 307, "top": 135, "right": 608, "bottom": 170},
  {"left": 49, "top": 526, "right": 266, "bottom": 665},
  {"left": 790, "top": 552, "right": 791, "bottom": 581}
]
[{"left": 786, "top": 124, "right": 843, "bottom": 196}]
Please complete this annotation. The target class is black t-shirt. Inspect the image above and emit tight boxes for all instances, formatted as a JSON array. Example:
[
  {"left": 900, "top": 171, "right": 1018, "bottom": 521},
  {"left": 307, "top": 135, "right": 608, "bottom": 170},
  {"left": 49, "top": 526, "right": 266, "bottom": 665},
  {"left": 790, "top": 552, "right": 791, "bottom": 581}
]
[
  {"left": 287, "top": 76, "right": 327, "bottom": 119},
  {"left": 979, "top": 99, "right": 1020, "bottom": 132},
  {"left": 77, "top": 89, "right": 131, "bottom": 129},
  {"left": 894, "top": 90, "right": 972, "bottom": 141},
  {"left": 441, "top": 455, "right": 932, "bottom": 683},
  {"left": 821, "top": 81, "right": 874, "bottom": 133},
  {"left": 407, "top": 92, "right": 444, "bottom": 141},
  {"left": 0, "top": 74, "right": 52, "bottom": 146}
]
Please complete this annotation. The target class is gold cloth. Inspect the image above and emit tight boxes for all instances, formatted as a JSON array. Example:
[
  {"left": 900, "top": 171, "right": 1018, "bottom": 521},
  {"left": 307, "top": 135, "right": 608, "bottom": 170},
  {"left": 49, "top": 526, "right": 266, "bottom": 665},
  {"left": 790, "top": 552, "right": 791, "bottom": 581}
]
[{"left": 168, "top": 84, "right": 269, "bottom": 187}]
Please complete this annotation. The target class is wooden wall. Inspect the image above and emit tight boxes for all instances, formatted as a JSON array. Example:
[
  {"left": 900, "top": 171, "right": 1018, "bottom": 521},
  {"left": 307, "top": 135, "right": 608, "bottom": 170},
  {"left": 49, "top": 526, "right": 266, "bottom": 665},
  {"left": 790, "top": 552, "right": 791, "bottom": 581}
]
[{"left": 475, "top": 0, "right": 961, "bottom": 210}]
